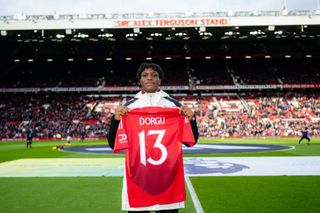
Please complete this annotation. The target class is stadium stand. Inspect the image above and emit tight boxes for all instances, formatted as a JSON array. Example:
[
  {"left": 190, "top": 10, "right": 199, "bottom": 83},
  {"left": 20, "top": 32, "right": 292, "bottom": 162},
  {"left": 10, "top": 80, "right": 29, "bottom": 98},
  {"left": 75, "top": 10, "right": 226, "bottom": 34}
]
[
  {"left": 1, "top": 11, "right": 320, "bottom": 140},
  {"left": 1, "top": 91, "right": 319, "bottom": 140}
]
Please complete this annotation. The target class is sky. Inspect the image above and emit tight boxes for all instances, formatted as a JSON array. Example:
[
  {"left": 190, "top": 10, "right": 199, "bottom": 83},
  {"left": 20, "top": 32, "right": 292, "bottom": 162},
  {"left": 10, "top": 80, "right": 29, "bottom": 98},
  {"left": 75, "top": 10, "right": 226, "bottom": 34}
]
[{"left": 0, "top": 0, "right": 319, "bottom": 16}]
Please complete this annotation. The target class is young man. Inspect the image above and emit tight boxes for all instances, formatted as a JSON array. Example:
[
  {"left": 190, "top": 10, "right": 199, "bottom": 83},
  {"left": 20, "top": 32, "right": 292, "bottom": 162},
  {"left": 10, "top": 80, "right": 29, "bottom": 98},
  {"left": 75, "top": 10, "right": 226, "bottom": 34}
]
[
  {"left": 107, "top": 63, "right": 199, "bottom": 212},
  {"left": 80, "top": 129, "right": 86, "bottom": 142},
  {"left": 298, "top": 127, "right": 311, "bottom": 145},
  {"left": 26, "top": 127, "right": 33, "bottom": 148},
  {"left": 66, "top": 128, "right": 72, "bottom": 144}
]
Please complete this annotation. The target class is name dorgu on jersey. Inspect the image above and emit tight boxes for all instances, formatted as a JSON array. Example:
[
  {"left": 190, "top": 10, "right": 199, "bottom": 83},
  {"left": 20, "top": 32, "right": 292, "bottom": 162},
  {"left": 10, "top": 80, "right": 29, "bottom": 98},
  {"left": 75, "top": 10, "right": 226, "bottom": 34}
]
[{"left": 139, "top": 117, "right": 165, "bottom": 125}]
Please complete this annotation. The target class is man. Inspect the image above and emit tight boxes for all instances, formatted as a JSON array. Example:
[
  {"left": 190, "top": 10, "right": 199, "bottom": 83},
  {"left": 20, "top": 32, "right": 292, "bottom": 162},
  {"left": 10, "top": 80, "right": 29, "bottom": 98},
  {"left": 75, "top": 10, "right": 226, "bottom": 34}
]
[
  {"left": 26, "top": 127, "right": 33, "bottom": 148},
  {"left": 80, "top": 129, "right": 86, "bottom": 142},
  {"left": 298, "top": 127, "right": 311, "bottom": 145},
  {"left": 107, "top": 63, "right": 198, "bottom": 212},
  {"left": 66, "top": 128, "right": 72, "bottom": 144}
]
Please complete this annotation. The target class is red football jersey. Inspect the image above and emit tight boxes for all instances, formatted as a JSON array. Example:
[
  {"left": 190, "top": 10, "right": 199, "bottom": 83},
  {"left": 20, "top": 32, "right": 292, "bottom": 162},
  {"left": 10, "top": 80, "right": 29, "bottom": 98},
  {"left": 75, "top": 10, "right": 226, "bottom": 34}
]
[{"left": 114, "top": 107, "right": 195, "bottom": 207}]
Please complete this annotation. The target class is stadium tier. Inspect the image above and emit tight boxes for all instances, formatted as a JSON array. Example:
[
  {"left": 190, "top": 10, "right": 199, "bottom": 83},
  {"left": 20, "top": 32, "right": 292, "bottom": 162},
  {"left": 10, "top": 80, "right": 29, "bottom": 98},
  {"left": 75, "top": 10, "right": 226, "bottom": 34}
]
[{"left": 0, "top": 93, "right": 319, "bottom": 140}]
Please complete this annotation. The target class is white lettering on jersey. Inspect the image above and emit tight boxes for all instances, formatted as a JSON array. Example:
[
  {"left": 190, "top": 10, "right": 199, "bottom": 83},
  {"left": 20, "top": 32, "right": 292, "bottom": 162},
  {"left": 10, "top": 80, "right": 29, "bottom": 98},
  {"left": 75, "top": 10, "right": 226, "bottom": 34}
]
[
  {"left": 118, "top": 133, "right": 127, "bottom": 143},
  {"left": 138, "top": 129, "right": 167, "bottom": 166},
  {"left": 139, "top": 117, "right": 165, "bottom": 125}
]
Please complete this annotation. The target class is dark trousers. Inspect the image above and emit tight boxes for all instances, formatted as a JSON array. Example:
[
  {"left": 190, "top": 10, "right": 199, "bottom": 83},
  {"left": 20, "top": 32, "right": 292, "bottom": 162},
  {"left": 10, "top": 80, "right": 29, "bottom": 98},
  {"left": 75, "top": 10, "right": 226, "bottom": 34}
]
[
  {"left": 128, "top": 209, "right": 178, "bottom": 213},
  {"left": 299, "top": 136, "right": 311, "bottom": 144},
  {"left": 26, "top": 140, "right": 32, "bottom": 148}
]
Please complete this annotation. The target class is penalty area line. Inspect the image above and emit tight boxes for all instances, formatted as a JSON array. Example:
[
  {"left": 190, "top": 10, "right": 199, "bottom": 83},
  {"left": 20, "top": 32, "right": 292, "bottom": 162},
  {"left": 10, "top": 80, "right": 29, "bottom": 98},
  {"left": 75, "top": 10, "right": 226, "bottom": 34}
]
[{"left": 185, "top": 176, "right": 204, "bottom": 213}]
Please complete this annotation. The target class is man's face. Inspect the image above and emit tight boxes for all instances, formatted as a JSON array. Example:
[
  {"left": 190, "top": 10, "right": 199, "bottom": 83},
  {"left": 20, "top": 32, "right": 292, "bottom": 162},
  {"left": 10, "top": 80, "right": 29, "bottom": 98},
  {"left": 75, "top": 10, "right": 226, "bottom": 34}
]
[{"left": 139, "top": 68, "right": 161, "bottom": 93}]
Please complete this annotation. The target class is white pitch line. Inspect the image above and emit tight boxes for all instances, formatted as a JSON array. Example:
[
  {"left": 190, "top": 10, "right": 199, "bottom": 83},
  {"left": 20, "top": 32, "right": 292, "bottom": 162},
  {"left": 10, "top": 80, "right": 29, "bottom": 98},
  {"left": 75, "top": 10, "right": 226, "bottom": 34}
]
[{"left": 185, "top": 176, "right": 204, "bottom": 213}]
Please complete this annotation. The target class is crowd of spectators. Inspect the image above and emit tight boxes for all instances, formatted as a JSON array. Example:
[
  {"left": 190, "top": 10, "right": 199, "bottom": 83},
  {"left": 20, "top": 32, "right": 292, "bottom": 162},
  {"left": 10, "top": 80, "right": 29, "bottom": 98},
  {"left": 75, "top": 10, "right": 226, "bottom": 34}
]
[
  {"left": 192, "top": 93, "right": 320, "bottom": 138},
  {"left": 0, "top": 93, "right": 114, "bottom": 139},
  {"left": 0, "top": 92, "right": 319, "bottom": 140}
]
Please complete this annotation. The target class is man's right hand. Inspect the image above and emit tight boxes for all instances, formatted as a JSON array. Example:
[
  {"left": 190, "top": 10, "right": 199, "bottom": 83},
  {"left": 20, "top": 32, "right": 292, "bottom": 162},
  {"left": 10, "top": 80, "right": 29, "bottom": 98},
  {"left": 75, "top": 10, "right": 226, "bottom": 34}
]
[{"left": 114, "top": 105, "right": 129, "bottom": 120}]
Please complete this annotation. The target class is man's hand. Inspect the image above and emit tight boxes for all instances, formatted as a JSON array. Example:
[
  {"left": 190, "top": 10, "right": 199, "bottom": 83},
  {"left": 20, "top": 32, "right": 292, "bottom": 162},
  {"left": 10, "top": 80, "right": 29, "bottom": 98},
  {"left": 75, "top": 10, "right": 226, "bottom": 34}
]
[
  {"left": 114, "top": 105, "right": 129, "bottom": 120},
  {"left": 179, "top": 105, "right": 194, "bottom": 120}
]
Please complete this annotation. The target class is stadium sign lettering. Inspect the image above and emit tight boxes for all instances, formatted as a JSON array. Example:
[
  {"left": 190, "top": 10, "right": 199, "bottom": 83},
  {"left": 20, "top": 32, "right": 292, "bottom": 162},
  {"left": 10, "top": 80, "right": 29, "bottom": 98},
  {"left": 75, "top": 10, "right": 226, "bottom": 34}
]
[
  {"left": 114, "top": 18, "right": 229, "bottom": 28},
  {"left": 132, "top": 20, "right": 153, "bottom": 26},
  {"left": 139, "top": 117, "right": 165, "bottom": 125},
  {"left": 200, "top": 18, "right": 228, "bottom": 25},
  {"left": 155, "top": 19, "right": 199, "bottom": 26}
]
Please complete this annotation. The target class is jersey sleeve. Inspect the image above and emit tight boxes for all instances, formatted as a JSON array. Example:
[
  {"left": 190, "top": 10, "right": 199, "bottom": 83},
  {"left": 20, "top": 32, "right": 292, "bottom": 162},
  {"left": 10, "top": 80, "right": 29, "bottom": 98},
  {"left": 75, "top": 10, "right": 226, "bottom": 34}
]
[
  {"left": 181, "top": 117, "right": 196, "bottom": 146},
  {"left": 113, "top": 118, "right": 128, "bottom": 153}
]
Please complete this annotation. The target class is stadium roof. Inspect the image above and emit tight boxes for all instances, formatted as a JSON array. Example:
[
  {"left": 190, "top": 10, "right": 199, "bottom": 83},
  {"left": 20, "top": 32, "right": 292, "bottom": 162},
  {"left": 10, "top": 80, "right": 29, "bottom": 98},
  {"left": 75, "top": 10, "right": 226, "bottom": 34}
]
[
  {"left": 1, "top": 0, "right": 319, "bottom": 15},
  {"left": 1, "top": 10, "right": 320, "bottom": 30},
  {"left": 0, "top": 10, "right": 319, "bottom": 43}
]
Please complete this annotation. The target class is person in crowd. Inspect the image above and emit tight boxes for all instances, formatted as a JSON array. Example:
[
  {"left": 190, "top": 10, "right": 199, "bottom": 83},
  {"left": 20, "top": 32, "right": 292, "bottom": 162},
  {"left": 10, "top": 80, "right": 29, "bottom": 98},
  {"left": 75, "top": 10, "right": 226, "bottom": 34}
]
[
  {"left": 298, "top": 127, "right": 311, "bottom": 144},
  {"left": 107, "top": 62, "right": 199, "bottom": 213}
]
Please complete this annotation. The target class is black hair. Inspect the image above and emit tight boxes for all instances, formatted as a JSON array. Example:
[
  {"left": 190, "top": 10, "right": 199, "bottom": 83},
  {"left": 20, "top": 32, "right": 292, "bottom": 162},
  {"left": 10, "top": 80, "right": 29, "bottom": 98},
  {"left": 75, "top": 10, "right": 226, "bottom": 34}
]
[{"left": 136, "top": 63, "right": 164, "bottom": 81}]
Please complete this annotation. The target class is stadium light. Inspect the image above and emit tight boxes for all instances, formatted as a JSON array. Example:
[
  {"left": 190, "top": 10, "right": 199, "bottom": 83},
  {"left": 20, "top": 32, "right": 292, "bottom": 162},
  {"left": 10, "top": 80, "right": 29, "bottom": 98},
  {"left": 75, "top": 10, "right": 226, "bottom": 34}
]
[
  {"left": 14, "top": 59, "right": 20, "bottom": 62},
  {"left": 106, "top": 58, "right": 112, "bottom": 61},
  {"left": 125, "top": 57, "right": 132, "bottom": 60},
  {"left": 205, "top": 56, "right": 211, "bottom": 59},
  {"left": 225, "top": 56, "right": 232, "bottom": 59},
  {"left": 165, "top": 57, "right": 172, "bottom": 60},
  {"left": 68, "top": 58, "right": 74, "bottom": 62},
  {"left": 199, "top": 31, "right": 212, "bottom": 40},
  {"left": 74, "top": 33, "right": 89, "bottom": 38},
  {"left": 27, "top": 59, "right": 34, "bottom": 62},
  {"left": 249, "top": 30, "right": 265, "bottom": 35},
  {"left": 98, "top": 33, "right": 114, "bottom": 38},
  {"left": 175, "top": 32, "right": 187, "bottom": 37},
  {"left": 306, "top": 54, "right": 312, "bottom": 58},
  {"left": 285, "top": 55, "right": 291, "bottom": 58},
  {"left": 146, "top": 57, "right": 152, "bottom": 60},
  {"left": 65, "top": 29, "right": 72, "bottom": 35},
  {"left": 150, "top": 33, "right": 162, "bottom": 37},
  {"left": 185, "top": 56, "right": 191, "bottom": 60},
  {"left": 199, "top": 26, "right": 206, "bottom": 32},
  {"left": 274, "top": 31, "right": 283, "bottom": 35},
  {"left": 126, "top": 33, "right": 138, "bottom": 38},
  {"left": 268, "top": 25, "right": 275, "bottom": 31},
  {"left": 265, "top": 55, "right": 271, "bottom": 58},
  {"left": 1, "top": 30, "right": 7, "bottom": 36},
  {"left": 87, "top": 58, "right": 93, "bottom": 61},
  {"left": 56, "top": 34, "right": 65, "bottom": 39},
  {"left": 47, "top": 58, "right": 53, "bottom": 62},
  {"left": 245, "top": 56, "right": 252, "bottom": 59}
]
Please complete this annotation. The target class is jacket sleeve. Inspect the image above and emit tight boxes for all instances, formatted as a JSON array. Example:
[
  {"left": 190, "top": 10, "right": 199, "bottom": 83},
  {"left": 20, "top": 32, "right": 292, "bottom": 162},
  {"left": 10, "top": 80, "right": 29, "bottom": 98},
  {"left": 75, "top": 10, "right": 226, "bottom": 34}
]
[
  {"left": 106, "top": 115, "right": 120, "bottom": 150},
  {"left": 184, "top": 116, "right": 199, "bottom": 147}
]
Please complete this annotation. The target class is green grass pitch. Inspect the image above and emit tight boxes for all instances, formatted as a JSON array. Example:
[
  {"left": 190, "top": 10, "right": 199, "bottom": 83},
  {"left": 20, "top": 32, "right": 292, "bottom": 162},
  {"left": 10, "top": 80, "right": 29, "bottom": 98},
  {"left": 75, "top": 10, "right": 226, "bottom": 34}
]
[{"left": 0, "top": 137, "right": 319, "bottom": 213}]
